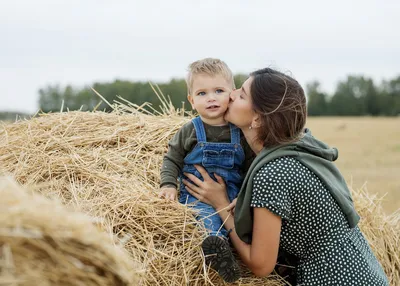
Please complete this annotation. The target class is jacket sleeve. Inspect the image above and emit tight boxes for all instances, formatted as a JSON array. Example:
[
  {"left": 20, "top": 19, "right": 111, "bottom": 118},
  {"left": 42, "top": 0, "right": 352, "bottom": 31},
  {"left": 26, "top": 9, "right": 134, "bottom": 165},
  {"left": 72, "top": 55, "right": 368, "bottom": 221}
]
[{"left": 160, "top": 122, "right": 195, "bottom": 188}]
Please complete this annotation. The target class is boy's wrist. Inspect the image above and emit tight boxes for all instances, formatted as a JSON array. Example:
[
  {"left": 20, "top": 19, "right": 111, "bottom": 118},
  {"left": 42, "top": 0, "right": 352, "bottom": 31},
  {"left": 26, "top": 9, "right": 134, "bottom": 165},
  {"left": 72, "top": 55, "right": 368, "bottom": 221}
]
[{"left": 160, "top": 183, "right": 177, "bottom": 189}]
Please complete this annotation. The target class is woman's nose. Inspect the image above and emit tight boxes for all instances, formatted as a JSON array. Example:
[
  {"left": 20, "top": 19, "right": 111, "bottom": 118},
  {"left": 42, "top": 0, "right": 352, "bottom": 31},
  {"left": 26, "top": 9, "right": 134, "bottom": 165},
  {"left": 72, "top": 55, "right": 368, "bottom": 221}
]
[{"left": 230, "top": 90, "right": 237, "bottom": 101}]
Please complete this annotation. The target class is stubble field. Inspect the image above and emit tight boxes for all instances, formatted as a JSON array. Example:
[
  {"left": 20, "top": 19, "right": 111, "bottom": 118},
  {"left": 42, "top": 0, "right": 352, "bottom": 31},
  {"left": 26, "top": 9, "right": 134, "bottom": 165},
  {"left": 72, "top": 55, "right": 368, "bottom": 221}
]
[{"left": 306, "top": 117, "right": 400, "bottom": 214}]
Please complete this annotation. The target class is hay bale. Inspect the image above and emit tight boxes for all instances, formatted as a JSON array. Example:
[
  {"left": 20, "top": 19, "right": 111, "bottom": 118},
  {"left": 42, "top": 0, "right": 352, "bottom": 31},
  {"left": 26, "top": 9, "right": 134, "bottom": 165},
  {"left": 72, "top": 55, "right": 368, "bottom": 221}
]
[
  {"left": 353, "top": 188, "right": 400, "bottom": 285},
  {"left": 0, "top": 103, "right": 398, "bottom": 285},
  {"left": 0, "top": 109, "right": 285, "bottom": 285},
  {"left": 0, "top": 176, "right": 139, "bottom": 286}
]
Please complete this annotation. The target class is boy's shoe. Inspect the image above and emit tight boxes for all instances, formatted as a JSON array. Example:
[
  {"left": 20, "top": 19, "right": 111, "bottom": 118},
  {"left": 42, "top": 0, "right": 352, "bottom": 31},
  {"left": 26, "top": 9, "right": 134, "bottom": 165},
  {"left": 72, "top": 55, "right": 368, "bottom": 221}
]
[
  {"left": 201, "top": 235, "right": 241, "bottom": 283},
  {"left": 275, "top": 250, "right": 298, "bottom": 285}
]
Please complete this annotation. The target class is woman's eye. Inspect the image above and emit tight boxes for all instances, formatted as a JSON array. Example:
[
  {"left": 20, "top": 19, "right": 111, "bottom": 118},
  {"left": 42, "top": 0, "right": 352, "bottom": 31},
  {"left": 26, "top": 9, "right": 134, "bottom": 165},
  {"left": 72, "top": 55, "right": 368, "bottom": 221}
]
[
  {"left": 197, "top": 91, "right": 206, "bottom": 96},
  {"left": 215, "top": 89, "right": 224, "bottom": 94}
]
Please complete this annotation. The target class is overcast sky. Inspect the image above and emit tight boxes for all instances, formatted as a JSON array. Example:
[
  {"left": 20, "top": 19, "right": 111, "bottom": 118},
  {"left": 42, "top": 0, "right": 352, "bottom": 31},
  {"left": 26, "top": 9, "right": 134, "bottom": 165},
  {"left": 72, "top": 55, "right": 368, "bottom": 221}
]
[{"left": 1, "top": 0, "right": 399, "bottom": 113}]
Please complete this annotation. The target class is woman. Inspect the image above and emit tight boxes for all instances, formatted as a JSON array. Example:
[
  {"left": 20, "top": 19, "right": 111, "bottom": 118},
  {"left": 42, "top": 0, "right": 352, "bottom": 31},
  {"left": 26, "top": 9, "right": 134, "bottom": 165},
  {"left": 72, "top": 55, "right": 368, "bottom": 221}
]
[{"left": 183, "top": 68, "right": 389, "bottom": 285}]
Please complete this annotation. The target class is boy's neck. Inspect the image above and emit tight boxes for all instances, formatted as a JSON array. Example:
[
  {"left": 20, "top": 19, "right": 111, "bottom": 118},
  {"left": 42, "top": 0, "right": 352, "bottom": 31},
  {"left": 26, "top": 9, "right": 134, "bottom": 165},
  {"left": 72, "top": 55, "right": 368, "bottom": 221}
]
[{"left": 199, "top": 116, "right": 228, "bottom": 126}]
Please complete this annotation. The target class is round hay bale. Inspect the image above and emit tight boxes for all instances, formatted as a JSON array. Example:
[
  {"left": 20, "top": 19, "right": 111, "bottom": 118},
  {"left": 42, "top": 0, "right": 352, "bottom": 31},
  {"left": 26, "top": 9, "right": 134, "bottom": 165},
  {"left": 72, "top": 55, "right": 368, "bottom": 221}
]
[
  {"left": 0, "top": 109, "right": 285, "bottom": 285},
  {"left": 0, "top": 176, "right": 139, "bottom": 286},
  {"left": 353, "top": 187, "right": 400, "bottom": 285},
  {"left": 0, "top": 104, "right": 398, "bottom": 285}
]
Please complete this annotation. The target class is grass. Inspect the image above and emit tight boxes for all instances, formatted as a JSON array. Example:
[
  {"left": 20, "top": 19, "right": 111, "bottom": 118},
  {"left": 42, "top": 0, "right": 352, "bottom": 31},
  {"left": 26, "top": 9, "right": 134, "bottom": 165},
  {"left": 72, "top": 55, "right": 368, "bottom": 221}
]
[{"left": 306, "top": 117, "right": 400, "bottom": 214}]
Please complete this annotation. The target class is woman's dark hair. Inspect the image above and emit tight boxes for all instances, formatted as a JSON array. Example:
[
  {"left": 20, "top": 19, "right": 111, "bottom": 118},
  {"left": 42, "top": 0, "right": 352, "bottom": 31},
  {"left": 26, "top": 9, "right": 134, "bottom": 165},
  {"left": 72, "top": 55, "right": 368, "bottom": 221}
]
[{"left": 250, "top": 68, "right": 307, "bottom": 147}]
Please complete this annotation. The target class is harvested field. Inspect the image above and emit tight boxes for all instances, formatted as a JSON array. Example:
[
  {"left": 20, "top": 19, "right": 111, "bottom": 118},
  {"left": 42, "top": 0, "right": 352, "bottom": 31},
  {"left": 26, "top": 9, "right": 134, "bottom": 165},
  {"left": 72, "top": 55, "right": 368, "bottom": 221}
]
[{"left": 306, "top": 117, "right": 400, "bottom": 214}]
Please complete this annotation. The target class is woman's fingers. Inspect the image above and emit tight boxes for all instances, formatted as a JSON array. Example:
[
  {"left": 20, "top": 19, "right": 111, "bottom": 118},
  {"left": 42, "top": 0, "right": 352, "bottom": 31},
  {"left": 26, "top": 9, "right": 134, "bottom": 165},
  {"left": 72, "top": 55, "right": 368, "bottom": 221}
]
[
  {"left": 214, "top": 173, "right": 226, "bottom": 186},
  {"left": 182, "top": 168, "right": 230, "bottom": 208},
  {"left": 193, "top": 164, "right": 213, "bottom": 181},
  {"left": 183, "top": 172, "right": 204, "bottom": 188},
  {"left": 227, "top": 198, "right": 237, "bottom": 214},
  {"left": 226, "top": 201, "right": 235, "bottom": 211},
  {"left": 182, "top": 179, "right": 201, "bottom": 196},
  {"left": 184, "top": 184, "right": 204, "bottom": 201}
]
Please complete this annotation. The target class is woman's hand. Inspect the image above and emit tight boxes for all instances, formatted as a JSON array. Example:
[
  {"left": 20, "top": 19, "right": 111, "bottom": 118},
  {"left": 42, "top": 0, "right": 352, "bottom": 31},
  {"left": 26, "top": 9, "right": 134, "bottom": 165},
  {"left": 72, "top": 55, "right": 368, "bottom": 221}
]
[
  {"left": 227, "top": 198, "right": 237, "bottom": 215},
  {"left": 183, "top": 164, "right": 230, "bottom": 210}
]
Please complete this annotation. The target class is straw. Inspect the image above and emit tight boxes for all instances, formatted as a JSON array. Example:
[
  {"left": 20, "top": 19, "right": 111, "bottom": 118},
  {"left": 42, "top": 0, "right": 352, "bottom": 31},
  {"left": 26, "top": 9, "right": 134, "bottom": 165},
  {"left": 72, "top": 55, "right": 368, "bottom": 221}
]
[
  {"left": 0, "top": 176, "right": 139, "bottom": 286},
  {"left": 353, "top": 187, "right": 400, "bottom": 285},
  {"left": 0, "top": 107, "right": 285, "bottom": 285}
]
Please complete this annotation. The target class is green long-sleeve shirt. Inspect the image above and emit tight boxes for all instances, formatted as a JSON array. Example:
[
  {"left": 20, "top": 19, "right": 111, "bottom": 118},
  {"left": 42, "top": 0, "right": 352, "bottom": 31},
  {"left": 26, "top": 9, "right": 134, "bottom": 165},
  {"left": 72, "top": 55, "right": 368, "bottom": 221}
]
[{"left": 160, "top": 120, "right": 255, "bottom": 188}]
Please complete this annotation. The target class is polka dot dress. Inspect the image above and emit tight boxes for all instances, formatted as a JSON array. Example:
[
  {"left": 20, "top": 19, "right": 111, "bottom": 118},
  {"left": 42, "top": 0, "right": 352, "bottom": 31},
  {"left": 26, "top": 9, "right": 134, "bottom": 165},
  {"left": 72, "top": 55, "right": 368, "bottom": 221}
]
[{"left": 250, "top": 157, "right": 389, "bottom": 286}]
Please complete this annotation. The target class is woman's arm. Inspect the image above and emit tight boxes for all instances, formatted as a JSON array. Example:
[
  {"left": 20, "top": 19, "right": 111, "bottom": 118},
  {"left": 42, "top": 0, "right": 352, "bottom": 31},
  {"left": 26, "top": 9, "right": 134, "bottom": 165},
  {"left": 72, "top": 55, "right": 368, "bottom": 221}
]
[
  {"left": 215, "top": 206, "right": 281, "bottom": 277},
  {"left": 183, "top": 165, "right": 281, "bottom": 277},
  {"left": 248, "top": 208, "right": 281, "bottom": 276}
]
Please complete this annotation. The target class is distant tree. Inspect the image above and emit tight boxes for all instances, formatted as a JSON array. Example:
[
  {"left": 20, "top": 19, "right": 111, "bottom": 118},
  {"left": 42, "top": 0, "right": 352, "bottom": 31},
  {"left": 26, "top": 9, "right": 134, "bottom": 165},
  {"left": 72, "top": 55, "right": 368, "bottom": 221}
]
[
  {"left": 63, "top": 85, "right": 75, "bottom": 110},
  {"left": 0, "top": 111, "right": 30, "bottom": 121},
  {"left": 234, "top": 74, "right": 248, "bottom": 88},
  {"left": 38, "top": 85, "right": 64, "bottom": 112},
  {"left": 306, "top": 81, "right": 328, "bottom": 116},
  {"left": 330, "top": 76, "right": 370, "bottom": 115},
  {"left": 158, "top": 78, "right": 188, "bottom": 110},
  {"left": 381, "top": 76, "right": 400, "bottom": 116},
  {"left": 362, "top": 78, "right": 380, "bottom": 116},
  {"left": 74, "top": 88, "right": 99, "bottom": 111},
  {"left": 37, "top": 74, "right": 400, "bottom": 116}
]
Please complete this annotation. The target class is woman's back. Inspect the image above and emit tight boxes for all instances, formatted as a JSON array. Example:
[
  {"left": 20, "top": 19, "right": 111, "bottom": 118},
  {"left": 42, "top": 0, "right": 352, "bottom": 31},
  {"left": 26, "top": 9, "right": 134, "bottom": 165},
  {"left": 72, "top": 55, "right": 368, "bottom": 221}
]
[{"left": 250, "top": 156, "right": 389, "bottom": 286}]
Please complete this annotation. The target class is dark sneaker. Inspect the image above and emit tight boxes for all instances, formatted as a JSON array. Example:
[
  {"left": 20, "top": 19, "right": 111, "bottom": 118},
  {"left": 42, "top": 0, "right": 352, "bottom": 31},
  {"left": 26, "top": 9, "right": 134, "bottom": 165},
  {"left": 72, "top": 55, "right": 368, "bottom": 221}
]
[
  {"left": 201, "top": 235, "right": 241, "bottom": 283},
  {"left": 275, "top": 250, "right": 298, "bottom": 285}
]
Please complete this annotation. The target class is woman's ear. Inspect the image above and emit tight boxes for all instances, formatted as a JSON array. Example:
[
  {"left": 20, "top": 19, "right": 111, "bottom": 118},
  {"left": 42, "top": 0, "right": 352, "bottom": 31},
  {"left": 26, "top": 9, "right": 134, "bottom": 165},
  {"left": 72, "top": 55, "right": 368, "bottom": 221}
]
[{"left": 251, "top": 113, "right": 261, "bottom": 129}]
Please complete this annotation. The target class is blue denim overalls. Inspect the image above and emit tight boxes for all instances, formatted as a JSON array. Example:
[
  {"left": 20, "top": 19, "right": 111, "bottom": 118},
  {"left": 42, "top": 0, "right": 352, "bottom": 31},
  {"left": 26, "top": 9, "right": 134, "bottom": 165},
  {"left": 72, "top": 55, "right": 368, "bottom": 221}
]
[{"left": 179, "top": 116, "right": 245, "bottom": 238}]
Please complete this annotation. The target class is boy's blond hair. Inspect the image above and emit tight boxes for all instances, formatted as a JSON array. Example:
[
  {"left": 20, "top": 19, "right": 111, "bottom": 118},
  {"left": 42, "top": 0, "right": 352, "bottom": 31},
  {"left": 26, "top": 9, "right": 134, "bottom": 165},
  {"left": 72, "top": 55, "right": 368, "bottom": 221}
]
[{"left": 186, "top": 58, "right": 235, "bottom": 94}]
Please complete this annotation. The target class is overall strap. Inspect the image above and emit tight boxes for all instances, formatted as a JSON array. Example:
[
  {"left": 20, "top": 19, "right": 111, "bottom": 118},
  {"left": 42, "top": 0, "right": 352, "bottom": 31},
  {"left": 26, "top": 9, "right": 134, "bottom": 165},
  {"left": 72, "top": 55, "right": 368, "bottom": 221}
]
[
  {"left": 192, "top": 117, "right": 207, "bottom": 142},
  {"left": 229, "top": 123, "right": 241, "bottom": 145}
]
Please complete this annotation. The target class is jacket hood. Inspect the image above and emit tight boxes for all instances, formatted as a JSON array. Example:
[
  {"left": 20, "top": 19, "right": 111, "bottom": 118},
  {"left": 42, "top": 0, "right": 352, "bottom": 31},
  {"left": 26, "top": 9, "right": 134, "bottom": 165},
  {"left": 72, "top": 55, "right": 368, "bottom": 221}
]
[{"left": 295, "top": 128, "right": 338, "bottom": 162}]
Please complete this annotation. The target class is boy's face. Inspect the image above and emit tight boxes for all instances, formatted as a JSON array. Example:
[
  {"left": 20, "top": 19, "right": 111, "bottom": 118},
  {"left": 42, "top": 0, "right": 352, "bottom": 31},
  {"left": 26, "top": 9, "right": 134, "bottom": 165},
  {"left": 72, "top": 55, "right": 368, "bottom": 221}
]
[{"left": 188, "top": 74, "right": 232, "bottom": 126}]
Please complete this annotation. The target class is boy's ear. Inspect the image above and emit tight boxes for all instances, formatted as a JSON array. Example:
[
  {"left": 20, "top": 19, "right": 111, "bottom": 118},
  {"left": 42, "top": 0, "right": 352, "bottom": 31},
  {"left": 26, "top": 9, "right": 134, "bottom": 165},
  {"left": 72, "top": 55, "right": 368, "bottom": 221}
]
[{"left": 187, "top": 94, "right": 196, "bottom": 110}]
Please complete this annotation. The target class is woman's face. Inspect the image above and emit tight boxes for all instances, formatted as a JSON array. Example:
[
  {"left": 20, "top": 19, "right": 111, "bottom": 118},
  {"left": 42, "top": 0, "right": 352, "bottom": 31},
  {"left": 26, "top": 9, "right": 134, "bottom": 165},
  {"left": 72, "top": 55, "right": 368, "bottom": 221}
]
[{"left": 224, "top": 77, "right": 256, "bottom": 129}]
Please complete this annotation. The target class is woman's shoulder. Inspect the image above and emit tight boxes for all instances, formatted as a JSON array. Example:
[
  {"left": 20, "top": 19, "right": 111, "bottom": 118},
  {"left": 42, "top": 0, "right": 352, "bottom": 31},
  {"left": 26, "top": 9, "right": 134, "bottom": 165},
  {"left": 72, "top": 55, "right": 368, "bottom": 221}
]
[
  {"left": 253, "top": 155, "right": 327, "bottom": 201},
  {"left": 252, "top": 156, "right": 303, "bottom": 196},
  {"left": 251, "top": 156, "right": 298, "bottom": 219},
  {"left": 253, "top": 156, "right": 314, "bottom": 194},
  {"left": 255, "top": 156, "right": 302, "bottom": 179}
]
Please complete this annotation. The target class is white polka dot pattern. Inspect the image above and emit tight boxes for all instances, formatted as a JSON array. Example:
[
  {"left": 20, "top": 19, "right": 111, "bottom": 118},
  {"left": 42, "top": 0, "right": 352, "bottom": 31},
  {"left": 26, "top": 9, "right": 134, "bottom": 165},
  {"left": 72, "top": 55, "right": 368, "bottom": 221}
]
[{"left": 250, "top": 157, "right": 389, "bottom": 285}]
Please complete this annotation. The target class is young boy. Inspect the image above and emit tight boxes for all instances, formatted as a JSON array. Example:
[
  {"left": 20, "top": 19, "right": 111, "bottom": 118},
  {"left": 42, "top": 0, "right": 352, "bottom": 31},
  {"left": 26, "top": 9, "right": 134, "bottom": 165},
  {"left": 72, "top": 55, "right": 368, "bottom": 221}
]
[{"left": 159, "top": 58, "right": 254, "bottom": 283}]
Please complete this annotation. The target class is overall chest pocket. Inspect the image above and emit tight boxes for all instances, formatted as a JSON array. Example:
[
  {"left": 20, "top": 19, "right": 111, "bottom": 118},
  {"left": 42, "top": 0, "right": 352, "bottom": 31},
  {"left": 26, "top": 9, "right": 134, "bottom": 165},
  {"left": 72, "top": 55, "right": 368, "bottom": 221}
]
[{"left": 202, "top": 149, "right": 235, "bottom": 169}]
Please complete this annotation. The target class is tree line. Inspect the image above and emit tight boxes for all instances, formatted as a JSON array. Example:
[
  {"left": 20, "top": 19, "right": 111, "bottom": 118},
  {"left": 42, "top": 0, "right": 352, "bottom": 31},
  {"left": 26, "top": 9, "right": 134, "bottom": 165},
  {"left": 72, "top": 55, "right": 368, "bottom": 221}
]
[
  {"left": 307, "top": 75, "right": 400, "bottom": 116},
  {"left": 37, "top": 74, "right": 400, "bottom": 116}
]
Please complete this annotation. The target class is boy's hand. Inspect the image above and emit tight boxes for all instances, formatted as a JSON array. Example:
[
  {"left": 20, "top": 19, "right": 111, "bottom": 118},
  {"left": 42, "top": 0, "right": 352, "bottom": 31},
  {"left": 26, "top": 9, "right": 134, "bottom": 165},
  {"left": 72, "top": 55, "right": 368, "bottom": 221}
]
[{"left": 159, "top": 187, "right": 178, "bottom": 201}]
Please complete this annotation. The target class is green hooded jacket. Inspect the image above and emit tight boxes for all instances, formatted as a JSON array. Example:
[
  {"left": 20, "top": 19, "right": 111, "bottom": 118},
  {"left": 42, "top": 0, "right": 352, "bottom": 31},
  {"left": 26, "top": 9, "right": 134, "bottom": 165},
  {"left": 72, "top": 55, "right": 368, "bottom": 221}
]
[{"left": 234, "top": 128, "right": 360, "bottom": 244}]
